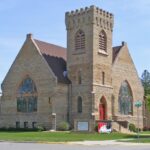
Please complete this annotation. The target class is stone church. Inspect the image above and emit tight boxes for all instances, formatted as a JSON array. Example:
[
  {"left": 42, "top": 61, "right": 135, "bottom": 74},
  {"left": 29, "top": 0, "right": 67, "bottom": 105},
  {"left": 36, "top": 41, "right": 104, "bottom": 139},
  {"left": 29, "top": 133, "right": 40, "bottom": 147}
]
[{"left": 0, "top": 6, "right": 144, "bottom": 132}]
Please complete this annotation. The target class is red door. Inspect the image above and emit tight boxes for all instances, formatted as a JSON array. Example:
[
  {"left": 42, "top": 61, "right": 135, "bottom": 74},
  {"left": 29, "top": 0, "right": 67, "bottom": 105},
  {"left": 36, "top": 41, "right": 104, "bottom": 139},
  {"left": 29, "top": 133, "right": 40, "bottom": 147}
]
[{"left": 99, "top": 104, "right": 105, "bottom": 120}]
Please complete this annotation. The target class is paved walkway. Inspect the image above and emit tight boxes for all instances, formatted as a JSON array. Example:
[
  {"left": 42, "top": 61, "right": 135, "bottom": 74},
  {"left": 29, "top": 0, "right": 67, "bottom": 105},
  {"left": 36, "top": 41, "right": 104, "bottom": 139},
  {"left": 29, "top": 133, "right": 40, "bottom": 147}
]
[
  {"left": 1, "top": 139, "right": 150, "bottom": 146},
  {"left": 67, "top": 140, "right": 150, "bottom": 146}
]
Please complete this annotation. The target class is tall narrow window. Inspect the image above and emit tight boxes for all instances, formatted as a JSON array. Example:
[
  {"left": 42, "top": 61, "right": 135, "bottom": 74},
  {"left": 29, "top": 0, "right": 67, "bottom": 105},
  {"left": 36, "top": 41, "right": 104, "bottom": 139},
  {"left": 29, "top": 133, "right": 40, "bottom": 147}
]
[
  {"left": 99, "top": 30, "right": 107, "bottom": 51},
  {"left": 77, "top": 96, "right": 82, "bottom": 113},
  {"left": 16, "top": 122, "right": 20, "bottom": 128},
  {"left": 32, "top": 122, "right": 37, "bottom": 128},
  {"left": 118, "top": 81, "right": 133, "bottom": 115},
  {"left": 24, "top": 122, "right": 28, "bottom": 128},
  {"left": 78, "top": 70, "right": 82, "bottom": 84},
  {"left": 102, "top": 72, "right": 105, "bottom": 85},
  {"left": 75, "top": 30, "right": 85, "bottom": 50},
  {"left": 17, "top": 76, "right": 37, "bottom": 113}
]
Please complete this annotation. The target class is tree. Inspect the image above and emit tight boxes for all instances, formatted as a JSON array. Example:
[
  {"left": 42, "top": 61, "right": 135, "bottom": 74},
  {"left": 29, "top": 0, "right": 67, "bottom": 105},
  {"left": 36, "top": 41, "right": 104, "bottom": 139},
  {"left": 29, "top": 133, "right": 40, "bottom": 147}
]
[
  {"left": 141, "top": 70, "right": 150, "bottom": 111},
  {"left": 146, "top": 95, "right": 150, "bottom": 112},
  {"left": 141, "top": 70, "right": 150, "bottom": 96}
]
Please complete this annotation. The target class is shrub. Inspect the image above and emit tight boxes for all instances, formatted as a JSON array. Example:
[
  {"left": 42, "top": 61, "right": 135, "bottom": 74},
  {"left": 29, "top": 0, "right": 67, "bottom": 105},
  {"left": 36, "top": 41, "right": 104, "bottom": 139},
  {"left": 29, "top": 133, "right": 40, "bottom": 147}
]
[
  {"left": 129, "top": 123, "right": 136, "bottom": 132},
  {"left": 58, "top": 121, "right": 69, "bottom": 131},
  {"left": 37, "top": 126, "right": 45, "bottom": 132},
  {"left": 94, "top": 123, "right": 98, "bottom": 132},
  {"left": 143, "top": 126, "right": 148, "bottom": 131},
  {"left": 135, "top": 128, "right": 141, "bottom": 133},
  {"left": 0, "top": 127, "right": 37, "bottom": 132},
  {"left": 0, "top": 127, "right": 45, "bottom": 132}
]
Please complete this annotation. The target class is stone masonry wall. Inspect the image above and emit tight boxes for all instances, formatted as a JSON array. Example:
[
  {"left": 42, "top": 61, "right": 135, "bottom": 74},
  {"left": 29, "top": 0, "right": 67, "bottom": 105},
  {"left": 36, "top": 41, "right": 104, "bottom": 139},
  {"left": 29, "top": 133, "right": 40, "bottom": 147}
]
[{"left": 112, "top": 43, "right": 144, "bottom": 128}]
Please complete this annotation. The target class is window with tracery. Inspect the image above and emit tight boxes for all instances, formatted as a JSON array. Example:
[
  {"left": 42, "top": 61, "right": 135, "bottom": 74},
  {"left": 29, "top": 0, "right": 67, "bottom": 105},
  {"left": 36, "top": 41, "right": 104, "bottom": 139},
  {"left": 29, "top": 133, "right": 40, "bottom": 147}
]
[
  {"left": 99, "top": 30, "right": 107, "bottom": 51},
  {"left": 75, "top": 30, "right": 85, "bottom": 50},
  {"left": 118, "top": 81, "right": 133, "bottom": 115},
  {"left": 17, "top": 76, "right": 37, "bottom": 113},
  {"left": 77, "top": 96, "right": 82, "bottom": 113}
]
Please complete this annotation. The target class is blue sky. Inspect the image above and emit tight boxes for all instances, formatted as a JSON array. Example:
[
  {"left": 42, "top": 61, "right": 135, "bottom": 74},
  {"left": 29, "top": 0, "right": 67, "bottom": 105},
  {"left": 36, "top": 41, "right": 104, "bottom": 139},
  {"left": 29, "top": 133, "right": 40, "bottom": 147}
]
[{"left": 1, "top": 0, "right": 150, "bottom": 92}]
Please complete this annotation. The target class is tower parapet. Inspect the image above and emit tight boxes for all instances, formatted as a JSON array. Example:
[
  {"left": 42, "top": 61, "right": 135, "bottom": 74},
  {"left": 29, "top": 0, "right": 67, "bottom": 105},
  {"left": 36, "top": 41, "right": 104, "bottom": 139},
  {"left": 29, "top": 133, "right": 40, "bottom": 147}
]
[{"left": 65, "top": 5, "right": 114, "bottom": 31}]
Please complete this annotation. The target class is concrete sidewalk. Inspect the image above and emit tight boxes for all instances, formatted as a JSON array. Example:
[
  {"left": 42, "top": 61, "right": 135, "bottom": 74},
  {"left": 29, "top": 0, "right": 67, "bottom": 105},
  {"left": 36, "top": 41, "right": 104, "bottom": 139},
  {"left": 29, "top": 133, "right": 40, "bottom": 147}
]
[
  {"left": 1, "top": 139, "right": 150, "bottom": 146},
  {"left": 67, "top": 140, "right": 150, "bottom": 146}
]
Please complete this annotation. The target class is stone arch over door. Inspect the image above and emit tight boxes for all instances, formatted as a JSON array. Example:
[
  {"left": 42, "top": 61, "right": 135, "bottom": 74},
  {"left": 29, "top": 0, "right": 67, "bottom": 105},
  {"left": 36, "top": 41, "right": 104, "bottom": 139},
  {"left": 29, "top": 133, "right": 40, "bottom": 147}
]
[{"left": 99, "top": 96, "right": 107, "bottom": 120}]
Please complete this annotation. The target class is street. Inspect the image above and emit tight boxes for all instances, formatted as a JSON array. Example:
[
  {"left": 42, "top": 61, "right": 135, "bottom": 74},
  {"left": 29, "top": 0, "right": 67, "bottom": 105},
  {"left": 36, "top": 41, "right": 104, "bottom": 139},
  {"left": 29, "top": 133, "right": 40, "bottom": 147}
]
[{"left": 0, "top": 142, "right": 150, "bottom": 150}]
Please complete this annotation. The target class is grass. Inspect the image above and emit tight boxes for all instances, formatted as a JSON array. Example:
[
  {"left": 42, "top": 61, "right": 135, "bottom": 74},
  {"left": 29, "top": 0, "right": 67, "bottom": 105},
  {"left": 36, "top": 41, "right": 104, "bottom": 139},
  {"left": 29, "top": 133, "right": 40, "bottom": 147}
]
[
  {"left": 118, "top": 132, "right": 150, "bottom": 143},
  {"left": 140, "top": 131, "right": 150, "bottom": 135},
  {"left": 0, "top": 131, "right": 134, "bottom": 142},
  {"left": 128, "top": 138, "right": 150, "bottom": 143},
  {"left": 120, "top": 138, "right": 150, "bottom": 143}
]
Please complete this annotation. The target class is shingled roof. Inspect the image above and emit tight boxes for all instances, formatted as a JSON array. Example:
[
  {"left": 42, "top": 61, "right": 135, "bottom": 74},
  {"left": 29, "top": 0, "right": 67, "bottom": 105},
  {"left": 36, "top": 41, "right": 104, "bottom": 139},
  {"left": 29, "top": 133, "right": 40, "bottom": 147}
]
[
  {"left": 34, "top": 39, "right": 70, "bottom": 84},
  {"left": 32, "top": 35, "right": 122, "bottom": 82}
]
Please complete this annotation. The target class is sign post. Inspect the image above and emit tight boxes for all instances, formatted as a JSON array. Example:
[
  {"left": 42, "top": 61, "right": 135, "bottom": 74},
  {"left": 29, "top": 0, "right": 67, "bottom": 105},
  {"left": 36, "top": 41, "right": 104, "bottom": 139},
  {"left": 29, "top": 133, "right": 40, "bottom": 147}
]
[{"left": 134, "top": 100, "right": 142, "bottom": 142}]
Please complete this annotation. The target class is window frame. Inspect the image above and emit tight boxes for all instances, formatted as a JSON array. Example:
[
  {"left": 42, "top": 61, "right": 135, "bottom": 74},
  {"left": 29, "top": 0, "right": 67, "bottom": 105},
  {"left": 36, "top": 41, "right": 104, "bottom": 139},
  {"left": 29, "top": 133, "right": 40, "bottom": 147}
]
[
  {"left": 118, "top": 81, "right": 133, "bottom": 115},
  {"left": 17, "top": 76, "right": 38, "bottom": 113}
]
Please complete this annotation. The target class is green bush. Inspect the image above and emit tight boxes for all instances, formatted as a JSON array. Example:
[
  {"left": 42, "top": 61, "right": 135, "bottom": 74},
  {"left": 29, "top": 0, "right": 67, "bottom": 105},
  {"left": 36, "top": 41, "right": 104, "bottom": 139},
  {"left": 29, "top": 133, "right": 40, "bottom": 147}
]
[
  {"left": 0, "top": 126, "right": 46, "bottom": 132},
  {"left": 129, "top": 123, "right": 136, "bottom": 132},
  {"left": 37, "top": 126, "right": 45, "bottom": 132},
  {"left": 58, "top": 121, "right": 69, "bottom": 131},
  {"left": 135, "top": 128, "right": 141, "bottom": 133},
  {"left": 0, "top": 127, "right": 39, "bottom": 132},
  {"left": 94, "top": 123, "right": 98, "bottom": 132}
]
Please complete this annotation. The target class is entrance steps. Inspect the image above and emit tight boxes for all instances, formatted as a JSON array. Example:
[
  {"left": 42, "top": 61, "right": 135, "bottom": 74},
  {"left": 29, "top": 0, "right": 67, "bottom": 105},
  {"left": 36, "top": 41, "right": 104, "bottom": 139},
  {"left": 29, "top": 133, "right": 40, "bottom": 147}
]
[{"left": 112, "top": 121, "right": 132, "bottom": 134}]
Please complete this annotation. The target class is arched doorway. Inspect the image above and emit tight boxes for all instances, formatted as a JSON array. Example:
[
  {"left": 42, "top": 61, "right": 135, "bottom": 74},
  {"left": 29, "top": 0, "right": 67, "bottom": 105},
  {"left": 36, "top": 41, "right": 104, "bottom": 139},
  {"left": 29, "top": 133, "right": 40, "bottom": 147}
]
[{"left": 99, "top": 96, "right": 107, "bottom": 120}]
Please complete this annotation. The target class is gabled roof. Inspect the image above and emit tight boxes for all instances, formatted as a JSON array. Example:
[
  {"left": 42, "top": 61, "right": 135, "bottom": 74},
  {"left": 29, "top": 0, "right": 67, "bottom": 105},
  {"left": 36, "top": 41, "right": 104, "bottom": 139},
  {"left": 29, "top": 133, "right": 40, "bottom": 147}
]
[
  {"left": 34, "top": 39, "right": 66, "bottom": 60},
  {"left": 112, "top": 46, "right": 122, "bottom": 63},
  {"left": 34, "top": 39, "right": 70, "bottom": 84}
]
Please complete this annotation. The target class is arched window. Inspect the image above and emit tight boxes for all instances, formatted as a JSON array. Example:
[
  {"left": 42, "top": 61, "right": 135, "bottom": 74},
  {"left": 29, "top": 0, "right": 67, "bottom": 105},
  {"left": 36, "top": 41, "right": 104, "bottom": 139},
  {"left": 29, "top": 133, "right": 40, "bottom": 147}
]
[
  {"left": 77, "top": 96, "right": 82, "bottom": 113},
  {"left": 17, "top": 76, "right": 37, "bottom": 112},
  {"left": 118, "top": 81, "right": 133, "bottom": 115},
  {"left": 99, "top": 30, "right": 107, "bottom": 51},
  {"left": 75, "top": 30, "right": 85, "bottom": 50},
  {"left": 78, "top": 70, "right": 82, "bottom": 84}
]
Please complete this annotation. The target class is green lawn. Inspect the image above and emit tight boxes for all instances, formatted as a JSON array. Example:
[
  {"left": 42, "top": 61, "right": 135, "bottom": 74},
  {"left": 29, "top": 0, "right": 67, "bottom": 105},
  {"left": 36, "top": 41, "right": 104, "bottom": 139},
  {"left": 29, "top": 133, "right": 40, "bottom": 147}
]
[
  {"left": 120, "top": 138, "right": 150, "bottom": 143},
  {"left": 140, "top": 131, "right": 150, "bottom": 135},
  {"left": 118, "top": 132, "right": 150, "bottom": 143},
  {"left": 129, "top": 138, "right": 150, "bottom": 143},
  {"left": 0, "top": 131, "right": 134, "bottom": 142}
]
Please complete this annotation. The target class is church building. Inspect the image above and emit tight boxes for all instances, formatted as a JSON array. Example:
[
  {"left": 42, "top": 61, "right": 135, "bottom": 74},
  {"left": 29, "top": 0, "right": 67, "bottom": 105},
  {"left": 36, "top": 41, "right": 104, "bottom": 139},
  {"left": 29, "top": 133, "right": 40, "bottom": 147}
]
[{"left": 0, "top": 6, "right": 144, "bottom": 132}]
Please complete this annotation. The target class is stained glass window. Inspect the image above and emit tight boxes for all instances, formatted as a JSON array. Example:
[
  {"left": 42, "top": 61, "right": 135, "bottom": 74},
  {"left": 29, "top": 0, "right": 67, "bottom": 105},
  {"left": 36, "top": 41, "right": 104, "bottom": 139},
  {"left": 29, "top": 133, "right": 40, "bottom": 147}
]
[
  {"left": 18, "top": 77, "right": 37, "bottom": 94},
  {"left": 17, "top": 76, "right": 37, "bottom": 113},
  {"left": 118, "top": 81, "right": 133, "bottom": 115}
]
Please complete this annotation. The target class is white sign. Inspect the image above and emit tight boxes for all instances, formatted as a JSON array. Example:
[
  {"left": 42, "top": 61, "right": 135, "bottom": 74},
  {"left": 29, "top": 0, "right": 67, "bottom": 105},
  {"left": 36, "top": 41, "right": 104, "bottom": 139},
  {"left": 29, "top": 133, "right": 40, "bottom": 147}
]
[{"left": 77, "top": 122, "right": 89, "bottom": 131}]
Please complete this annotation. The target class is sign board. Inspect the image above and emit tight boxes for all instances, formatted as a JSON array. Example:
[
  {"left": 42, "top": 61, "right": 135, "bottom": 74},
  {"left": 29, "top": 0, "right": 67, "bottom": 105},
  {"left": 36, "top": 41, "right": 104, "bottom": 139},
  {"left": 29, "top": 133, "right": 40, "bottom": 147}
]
[
  {"left": 77, "top": 121, "right": 89, "bottom": 131},
  {"left": 98, "top": 122, "right": 112, "bottom": 133}
]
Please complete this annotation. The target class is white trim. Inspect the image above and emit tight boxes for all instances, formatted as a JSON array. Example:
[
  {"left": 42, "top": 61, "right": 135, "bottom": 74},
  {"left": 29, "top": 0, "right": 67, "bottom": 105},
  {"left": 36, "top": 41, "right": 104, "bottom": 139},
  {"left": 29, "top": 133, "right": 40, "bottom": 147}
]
[{"left": 98, "top": 50, "right": 108, "bottom": 56}]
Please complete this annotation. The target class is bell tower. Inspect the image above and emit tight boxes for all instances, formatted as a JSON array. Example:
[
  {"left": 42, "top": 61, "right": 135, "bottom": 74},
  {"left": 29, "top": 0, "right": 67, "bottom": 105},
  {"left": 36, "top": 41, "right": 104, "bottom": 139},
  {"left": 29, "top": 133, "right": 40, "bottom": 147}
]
[
  {"left": 65, "top": 5, "right": 114, "bottom": 86},
  {"left": 65, "top": 6, "right": 114, "bottom": 130}
]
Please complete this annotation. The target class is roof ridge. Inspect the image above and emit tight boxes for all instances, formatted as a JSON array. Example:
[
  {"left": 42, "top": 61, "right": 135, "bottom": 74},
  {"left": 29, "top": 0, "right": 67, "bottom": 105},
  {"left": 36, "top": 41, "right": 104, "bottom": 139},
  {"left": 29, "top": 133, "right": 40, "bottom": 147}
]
[{"left": 34, "top": 39, "right": 66, "bottom": 49}]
